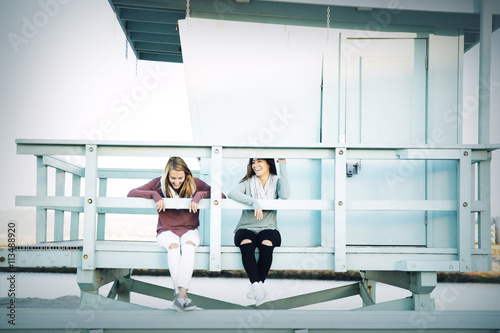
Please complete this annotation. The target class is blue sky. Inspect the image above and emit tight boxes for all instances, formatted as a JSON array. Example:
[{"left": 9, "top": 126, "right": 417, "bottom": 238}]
[{"left": 0, "top": 0, "right": 498, "bottom": 217}]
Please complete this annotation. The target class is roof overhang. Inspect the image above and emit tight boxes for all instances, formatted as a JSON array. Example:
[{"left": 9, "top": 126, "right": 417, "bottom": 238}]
[{"left": 108, "top": 0, "right": 500, "bottom": 63}]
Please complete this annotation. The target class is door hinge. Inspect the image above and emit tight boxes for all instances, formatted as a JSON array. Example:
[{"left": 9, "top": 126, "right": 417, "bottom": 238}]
[{"left": 425, "top": 57, "right": 428, "bottom": 70}]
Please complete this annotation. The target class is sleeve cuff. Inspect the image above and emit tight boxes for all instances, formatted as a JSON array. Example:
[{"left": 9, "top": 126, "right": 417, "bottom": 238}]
[
  {"left": 152, "top": 193, "right": 163, "bottom": 202},
  {"left": 251, "top": 201, "right": 261, "bottom": 210}
]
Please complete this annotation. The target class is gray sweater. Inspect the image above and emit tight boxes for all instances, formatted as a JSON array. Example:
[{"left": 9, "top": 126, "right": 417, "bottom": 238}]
[{"left": 228, "top": 162, "right": 291, "bottom": 233}]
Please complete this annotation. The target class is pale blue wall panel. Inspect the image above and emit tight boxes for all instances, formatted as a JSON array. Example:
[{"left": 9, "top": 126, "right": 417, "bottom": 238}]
[
  {"left": 345, "top": 160, "right": 426, "bottom": 245},
  {"left": 346, "top": 211, "right": 426, "bottom": 246},
  {"left": 427, "top": 34, "right": 461, "bottom": 145},
  {"left": 428, "top": 211, "right": 458, "bottom": 248},
  {"left": 344, "top": 38, "right": 427, "bottom": 145}
]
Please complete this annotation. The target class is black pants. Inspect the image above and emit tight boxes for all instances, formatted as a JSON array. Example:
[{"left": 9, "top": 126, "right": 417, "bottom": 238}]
[{"left": 234, "top": 229, "right": 281, "bottom": 283}]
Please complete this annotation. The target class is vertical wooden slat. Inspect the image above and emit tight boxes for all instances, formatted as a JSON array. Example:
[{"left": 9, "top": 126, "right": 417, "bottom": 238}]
[
  {"left": 36, "top": 156, "right": 48, "bottom": 243},
  {"left": 70, "top": 174, "right": 81, "bottom": 240},
  {"left": 54, "top": 169, "right": 65, "bottom": 241},
  {"left": 478, "top": 153, "right": 492, "bottom": 268},
  {"left": 97, "top": 178, "right": 108, "bottom": 240}
]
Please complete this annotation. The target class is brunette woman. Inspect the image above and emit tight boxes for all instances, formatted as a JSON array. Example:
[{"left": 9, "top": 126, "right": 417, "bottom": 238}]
[{"left": 228, "top": 158, "right": 290, "bottom": 306}]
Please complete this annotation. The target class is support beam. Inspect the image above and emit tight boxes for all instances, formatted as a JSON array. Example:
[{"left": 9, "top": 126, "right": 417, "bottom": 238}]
[
  {"left": 413, "top": 292, "right": 435, "bottom": 311},
  {"left": 362, "top": 271, "right": 437, "bottom": 311},
  {"left": 80, "top": 291, "right": 146, "bottom": 310},
  {"left": 258, "top": 283, "right": 360, "bottom": 310},
  {"left": 362, "top": 271, "right": 437, "bottom": 294},
  {"left": 359, "top": 281, "right": 375, "bottom": 307},
  {"left": 479, "top": 0, "right": 492, "bottom": 145},
  {"left": 77, "top": 268, "right": 131, "bottom": 291},
  {"left": 354, "top": 297, "right": 414, "bottom": 311},
  {"left": 120, "top": 276, "right": 247, "bottom": 309}
]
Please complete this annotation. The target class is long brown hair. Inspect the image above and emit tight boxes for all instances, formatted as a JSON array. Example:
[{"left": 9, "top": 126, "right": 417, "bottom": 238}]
[
  {"left": 163, "top": 157, "right": 196, "bottom": 198},
  {"left": 240, "top": 158, "right": 277, "bottom": 183}
]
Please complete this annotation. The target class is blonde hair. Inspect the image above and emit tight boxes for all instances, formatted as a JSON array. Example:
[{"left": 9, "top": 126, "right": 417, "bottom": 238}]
[{"left": 163, "top": 157, "right": 196, "bottom": 198}]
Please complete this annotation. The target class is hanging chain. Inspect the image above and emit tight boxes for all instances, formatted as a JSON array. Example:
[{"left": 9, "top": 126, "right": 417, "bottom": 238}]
[
  {"left": 125, "top": 31, "right": 129, "bottom": 60},
  {"left": 326, "top": 6, "right": 331, "bottom": 42},
  {"left": 114, "top": 11, "right": 117, "bottom": 38},
  {"left": 186, "top": 0, "right": 190, "bottom": 18}
]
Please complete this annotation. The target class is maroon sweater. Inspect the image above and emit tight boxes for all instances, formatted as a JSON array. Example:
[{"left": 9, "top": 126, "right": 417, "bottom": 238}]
[{"left": 127, "top": 177, "right": 212, "bottom": 237}]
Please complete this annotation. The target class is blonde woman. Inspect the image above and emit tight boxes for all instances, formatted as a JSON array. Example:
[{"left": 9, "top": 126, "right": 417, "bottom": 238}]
[
  {"left": 228, "top": 158, "right": 290, "bottom": 306},
  {"left": 128, "top": 157, "right": 218, "bottom": 312}
]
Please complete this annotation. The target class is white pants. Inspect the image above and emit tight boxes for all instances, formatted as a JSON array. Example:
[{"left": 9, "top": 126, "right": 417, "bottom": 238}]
[{"left": 157, "top": 230, "right": 200, "bottom": 292}]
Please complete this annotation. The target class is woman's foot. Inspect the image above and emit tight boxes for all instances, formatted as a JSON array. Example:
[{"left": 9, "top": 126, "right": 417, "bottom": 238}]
[
  {"left": 172, "top": 296, "right": 186, "bottom": 312},
  {"left": 247, "top": 282, "right": 257, "bottom": 300},
  {"left": 183, "top": 298, "right": 197, "bottom": 311},
  {"left": 248, "top": 281, "right": 267, "bottom": 306},
  {"left": 172, "top": 296, "right": 197, "bottom": 312}
]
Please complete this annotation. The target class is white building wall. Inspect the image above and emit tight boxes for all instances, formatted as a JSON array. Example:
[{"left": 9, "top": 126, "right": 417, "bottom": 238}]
[{"left": 180, "top": 18, "right": 462, "bottom": 249}]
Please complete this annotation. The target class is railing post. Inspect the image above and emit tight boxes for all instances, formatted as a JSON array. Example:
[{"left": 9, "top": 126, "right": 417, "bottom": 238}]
[
  {"left": 210, "top": 146, "right": 223, "bottom": 271},
  {"left": 478, "top": 153, "right": 492, "bottom": 265},
  {"left": 458, "top": 149, "right": 472, "bottom": 272},
  {"left": 97, "top": 178, "right": 108, "bottom": 240},
  {"left": 36, "top": 156, "right": 48, "bottom": 243},
  {"left": 54, "top": 169, "right": 65, "bottom": 241},
  {"left": 334, "top": 147, "right": 347, "bottom": 272},
  {"left": 70, "top": 174, "right": 81, "bottom": 240},
  {"left": 82, "top": 144, "right": 98, "bottom": 270}
]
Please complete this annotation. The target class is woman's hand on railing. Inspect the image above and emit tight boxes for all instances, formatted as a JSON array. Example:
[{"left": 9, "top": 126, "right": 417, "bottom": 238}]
[
  {"left": 254, "top": 208, "right": 263, "bottom": 220},
  {"left": 189, "top": 201, "right": 199, "bottom": 213},
  {"left": 156, "top": 200, "right": 166, "bottom": 212}
]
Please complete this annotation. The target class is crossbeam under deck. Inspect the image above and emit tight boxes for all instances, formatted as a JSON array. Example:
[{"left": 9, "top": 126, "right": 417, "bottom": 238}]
[{"left": 1, "top": 308, "right": 499, "bottom": 332}]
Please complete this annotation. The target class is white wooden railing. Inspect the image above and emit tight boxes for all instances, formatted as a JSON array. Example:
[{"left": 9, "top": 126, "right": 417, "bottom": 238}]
[{"left": 13, "top": 139, "right": 498, "bottom": 273}]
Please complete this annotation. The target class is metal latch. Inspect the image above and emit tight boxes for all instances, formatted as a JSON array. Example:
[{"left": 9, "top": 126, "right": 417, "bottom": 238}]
[{"left": 346, "top": 160, "right": 361, "bottom": 177}]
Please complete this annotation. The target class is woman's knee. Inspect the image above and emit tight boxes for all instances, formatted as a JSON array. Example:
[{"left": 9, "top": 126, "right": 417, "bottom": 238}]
[
  {"left": 168, "top": 242, "right": 180, "bottom": 249},
  {"left": 256, "top": 229, "right": 281, "bottom": 247},
  {"left": 261, "top": 239, "right": 273, "bottom": 246},
  {"left": 240, "top": 239, "right": 253, "bottom": 246}
]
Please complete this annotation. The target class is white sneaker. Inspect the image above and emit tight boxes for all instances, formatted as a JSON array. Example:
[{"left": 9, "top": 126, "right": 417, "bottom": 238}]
[
  {"left": 172, "top": 296, "right": 186, "bottom": 312},
  {"left": 246, "top": 282, "right": 257, "bottom": 300},
  {"left": 183, "top": 298, "right": 197, "bottom": 311},
  {"left": 254, "top": 281, "right": 267, "bottom": 306}
]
